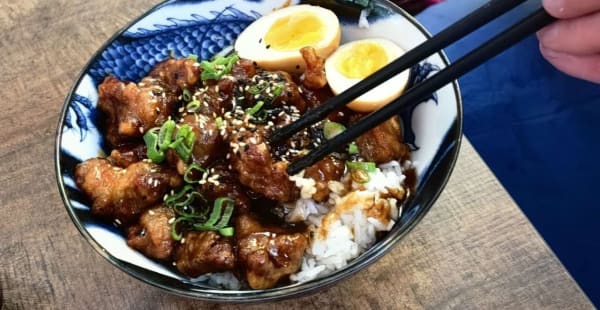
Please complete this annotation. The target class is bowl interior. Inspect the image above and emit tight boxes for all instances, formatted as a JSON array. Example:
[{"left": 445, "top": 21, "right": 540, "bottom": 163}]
[{"left": 55, "top": 0, "right": 462, "bottom": 302}]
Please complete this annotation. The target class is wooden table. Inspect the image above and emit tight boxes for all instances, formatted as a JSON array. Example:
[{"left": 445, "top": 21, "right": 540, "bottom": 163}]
[{"left": 0, "top": 0, "right": 593, "bottom": 309}]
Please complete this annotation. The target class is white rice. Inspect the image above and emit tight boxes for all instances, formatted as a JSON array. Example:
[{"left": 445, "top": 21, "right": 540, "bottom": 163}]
[{"left": 289, "top": 160, "right": 409, "bottom": 283}]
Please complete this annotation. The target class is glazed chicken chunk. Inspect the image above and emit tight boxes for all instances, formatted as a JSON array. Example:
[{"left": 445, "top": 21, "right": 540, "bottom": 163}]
[
  {"left": 304, "top": 155, "right": 345, "bottom": 202},
  {"left": 98, "top": 59, "right": 200, "bottom": 146},
  {"left": 149, "top": 58, "right": 200, "bottom": 93},
  {"left": 355, "top": 116, "right": 410, "bottom": 164},
  {"left": 230, "top": 131, "right": 299, "bottom": 203},
  {"left": 127, "top": 205, "right": 175, "bottom": 260},
  {"left": 236, "top": 214, "right": 308, "bottom": 289},
  {"left": 108, "top": 144, "right": 147, "bottom": 168},
  {"left": 174, "top": 231, "right": 236, "bottom": 277},
  {"left": 74, "top": 158, "right": 182, "bottom": 224}
]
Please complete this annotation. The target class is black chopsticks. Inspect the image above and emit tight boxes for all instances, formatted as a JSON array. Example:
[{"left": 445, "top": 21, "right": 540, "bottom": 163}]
[
  {"left": 270, "top": 0, "right": 528, "bottom": 144},
  {"left": 278, "top": 2, "right": 555, "bottom": 175}
]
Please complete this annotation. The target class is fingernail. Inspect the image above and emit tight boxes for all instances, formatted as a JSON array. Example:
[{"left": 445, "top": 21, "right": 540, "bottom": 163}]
[{"left": 543, "top": 0, "right": 567, "bottom": 17}]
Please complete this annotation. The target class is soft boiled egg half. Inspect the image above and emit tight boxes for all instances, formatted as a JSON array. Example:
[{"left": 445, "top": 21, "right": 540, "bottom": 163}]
[
  {"left": 325, "top": 38, "right": 410, "bottom": 112},
  {"left": 235, "top": 5, "right": 341, "bottom": 73}
]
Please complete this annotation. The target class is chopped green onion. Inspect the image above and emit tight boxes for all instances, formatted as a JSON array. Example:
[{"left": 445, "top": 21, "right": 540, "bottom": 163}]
[
  {"left": 188, "top": 54, "right": 198, "bottom": 61},
  {"left": 218, "top": 227, "right": 234, "bottom": 237},
  {"left": 171, "top": 217, "right": 191, "bottom": 241},
  {"left": 144, "top": 121, "right": 195, "bottom": 163},
  {"left": 213, "top": 198, "right": 234, "bottom": 228},
  {"left": 323, "top": 121, "right": 346, "bottom": 140},
  {"left": 192, "top": 197, "right": 235, "bottom": 236},
  {"left": 200, "top": 54, "right": 239, "bottom": 81},
  {"left": 158, "top": 120, "right": 176, "bottom": 151},
  {"left": 172, "top": 192, "right": 207, "bottom": 216},
  {"left": 248, "top": 84, "right": 266, "bottom": 95},
  {"left": 186, "top": 100, "right": 201, "bottom": 112},
  {"left": 165, "top": 185, "right": 195, "bottom": 207},
  {"left": 246, "top": 101, "right": 264, "bottom": 116},
  {"left": 215, "top": 116, "right": 224, "bottom": 129},
  {"left": 143, "top": 128, "right": 165, "bottom": 163},
  {"left": 346, "top": 161, "right": 377, "bottom": 173},
  {"left": 182, "top": 88, "right": 193, "bottom": 102},
  {"left": 348, "top": 142, "right": 359, "bottom": 155},
  {"left": 272, "top": 83, "right": 284, "bottom": 97},
  {"left": 170, "top": 124, "right": 195, "bottom": 162},
  {"left": 184, "top": 163, "right": 205, "bottom": 183},
  {"left": 169, "top": 194, "right": 235, "bottom": 239}
]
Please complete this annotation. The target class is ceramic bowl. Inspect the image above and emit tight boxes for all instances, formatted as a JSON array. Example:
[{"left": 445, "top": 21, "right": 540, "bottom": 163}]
[{"left": 55, "top": 0, "right": 462, "bottom": 302}]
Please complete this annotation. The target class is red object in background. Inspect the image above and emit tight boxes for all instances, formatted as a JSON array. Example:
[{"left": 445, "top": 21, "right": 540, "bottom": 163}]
[{"left": 393, "top": 0, "right": 444, "bottom": 15}]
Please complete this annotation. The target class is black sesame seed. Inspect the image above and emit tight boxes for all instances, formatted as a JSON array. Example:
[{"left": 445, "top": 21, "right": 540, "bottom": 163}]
[
  {"left": 259, "top": 38, "right": 263, "bottom": 43},
  {"left": 266, "top": 45, "right": 271, "bottom": 49}
]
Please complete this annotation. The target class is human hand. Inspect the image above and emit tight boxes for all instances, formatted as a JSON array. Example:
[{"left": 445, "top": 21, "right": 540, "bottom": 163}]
[{"left": 537, "top": 0, "right": 600, "bottom": 83}]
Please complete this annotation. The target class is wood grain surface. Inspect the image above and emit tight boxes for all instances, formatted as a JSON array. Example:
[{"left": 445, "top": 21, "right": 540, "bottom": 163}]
[{"left": 0, "top": 0, "right": 592, "bottom": 309}]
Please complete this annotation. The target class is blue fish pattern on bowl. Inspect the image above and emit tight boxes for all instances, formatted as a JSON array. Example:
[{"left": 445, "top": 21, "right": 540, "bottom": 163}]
[{"left": 57, "top": 0, "right": 461, "bottom": 296}]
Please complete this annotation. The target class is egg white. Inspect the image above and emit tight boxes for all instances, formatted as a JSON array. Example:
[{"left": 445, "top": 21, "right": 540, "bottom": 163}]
[
  {"left": 234, "top": 5, "right": 341, "bottom": 73},
  {"left": 325, "top": 38, "right": 410, "bottom": 113}
]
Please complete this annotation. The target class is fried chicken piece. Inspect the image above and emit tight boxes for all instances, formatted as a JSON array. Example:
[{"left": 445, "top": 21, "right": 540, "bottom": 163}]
[
  {"left": 149, "top": 58, "right": 201, "bottom": 93},
  {"left": 192, "top": 78, "right": 236, "bottom": 117},
  {"left": 98, "top": 76, "right": 178, "bottom": 146},
  {"left": 187, "top": 115, "right": 225, "bottom": 167},
  {"left": 108, "top": 144, "right": 147, "bottom": 168},
  {"left": 75, "top": 158, "right": 182, "bottom": 224},
  {"left": 236, "top": 214, "right": 308, "bottom": 289},
  {"left": 230, "top": 131, "right": 299, "bottom": 203},
  {"left": 174, "top": 231, "right": 236, "bottom": 277},
  {"left": 300, "top": 46, "right": 327, "bottom": 90},
  {"left": 304, "top": 156, "right": 345, "bottom": 202},
  {"left": 355, "top": 116, "right": 410, "bottom": 163},
  {"left": 200, "top": 161, "right": 252, "bottom": 215},
  {"left": 126, "top": 205, "right": 175, "bottom": 260},
  {"left": 98, "top": 58, "right": 200, "bottom": 146},
  {"left": 230, "top": 58, "right": 256, "bottom": 80}
]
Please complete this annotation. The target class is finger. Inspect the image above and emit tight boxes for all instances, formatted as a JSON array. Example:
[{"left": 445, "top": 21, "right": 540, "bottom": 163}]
[
  {"left": 540, "top": 45, "right": 600, "bottom": 84},
  {"left": 543, "top": 0, "right": 600, "bottom": 19},
  {"left": 537, "top": 11, "right": 600, "bottom": 55}
]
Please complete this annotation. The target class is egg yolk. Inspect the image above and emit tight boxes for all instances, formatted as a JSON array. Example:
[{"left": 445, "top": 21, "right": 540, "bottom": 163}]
[
  {"left": 264, "top": 12, "right": 326, "bottom": 51},
  {"left": 335, "top": 42, "right": 388, "bottom": 79}
]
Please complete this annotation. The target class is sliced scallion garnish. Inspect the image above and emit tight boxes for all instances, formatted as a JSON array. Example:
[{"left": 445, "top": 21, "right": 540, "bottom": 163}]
[
  {"left": 200, "top": 54, "right": 239, "bottom": 81},
  {"left": 248, "top": 84, "right": 266, "bottom": 95},
  {"left": 346, "top": 161, "right": 377, "bottom": 173},
  {"left": 246, "top": 101, "right": 264, "bottom": 116},
  {"left": 272, "top": 83, "right": 284, "bottom": 97},
  {"left": 171, "top": 217, "right": 190, "bottom": 241},
  {"left": 188, "top": 54, "right": 198, "bottom": 61},
  {"left": 323, "top": 121, "right": 346, "bottom": 140},
  {"left": 215, "top": 116, "right": 224, "bottom": 129},
  {"left": 218, "top": 227, "right": 234, "bottom": 237},
  {"left": 170, "top": 124, "right": 195, "bottom": 162},
  {"left": 348, "top": 142, "right": 359, "bottom": 155},
  {"left": 193, "top": 197, "right": 235, "bottom": 232},
  {"left": 182, "top": 88, "right": 193, "bottom": 102},
  {"left": 183, "top": 163, "right": 205, "bottom": 183},
  {"left": 186, "top": 100, "right": 201, "bottom": 112},
  {"left": 143, "top": 128, "right": 165, "bottom": 163}
]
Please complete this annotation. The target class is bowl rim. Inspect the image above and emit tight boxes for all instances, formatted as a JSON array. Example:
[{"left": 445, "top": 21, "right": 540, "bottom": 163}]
[{"left": 54, "top": 0, "right": 463, "bottom": 303}]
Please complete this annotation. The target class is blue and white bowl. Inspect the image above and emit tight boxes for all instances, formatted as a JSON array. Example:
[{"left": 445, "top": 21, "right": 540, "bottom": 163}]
[{"left": 55, "top": 0, "right": 462, "bottom": 302}]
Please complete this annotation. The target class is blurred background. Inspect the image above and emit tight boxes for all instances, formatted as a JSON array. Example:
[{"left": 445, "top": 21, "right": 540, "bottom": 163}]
[{"left": 395, "top": 0, "right": 600, "bottom": 306}]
